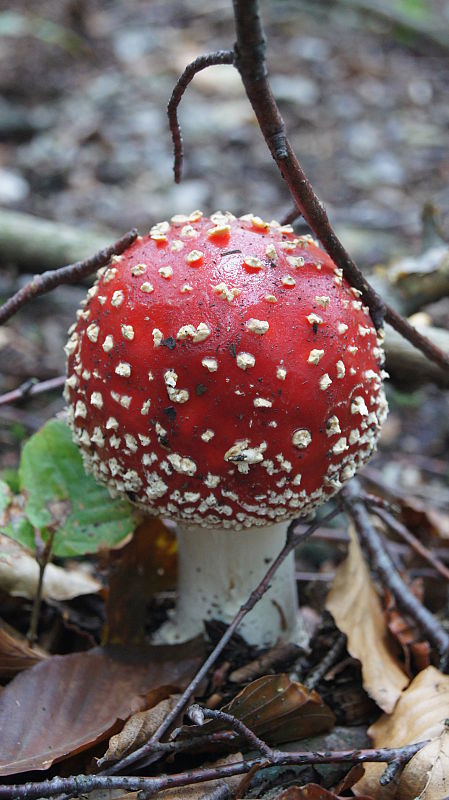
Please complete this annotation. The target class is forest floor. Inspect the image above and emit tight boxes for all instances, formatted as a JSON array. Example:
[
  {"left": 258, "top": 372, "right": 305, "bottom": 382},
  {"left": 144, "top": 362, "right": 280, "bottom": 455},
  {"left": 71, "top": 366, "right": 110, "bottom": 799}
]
[{"left": 0, "top": 2, "right": 448, "bottom": 797}]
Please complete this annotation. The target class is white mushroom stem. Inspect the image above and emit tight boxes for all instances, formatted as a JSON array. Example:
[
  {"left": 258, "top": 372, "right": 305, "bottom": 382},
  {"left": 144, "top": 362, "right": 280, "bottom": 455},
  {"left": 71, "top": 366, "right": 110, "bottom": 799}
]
[{"left": 153, "top": 522, "right": 307, "bottom": 648}]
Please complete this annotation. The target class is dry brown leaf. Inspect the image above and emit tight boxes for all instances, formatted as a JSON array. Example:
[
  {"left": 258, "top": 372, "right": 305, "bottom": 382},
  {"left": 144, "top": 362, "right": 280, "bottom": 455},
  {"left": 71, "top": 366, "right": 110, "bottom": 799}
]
[
  {"left": 326, "top": 525, "right": 409, "bottom": 713},
  {"left": 0, "top": 533, "right": 101, "bottom": 600},
  {"left": 0, "top": 641, "right": 202, "bottom": 776},
  {"left": 101, "top": 694, "right": 181, "bottom": 765},
  {"left": 222, "top": 673, "right": 335, "bottom": 744},
  {"left": 105, "top": 517, "right": 177, "bottom": 645},
  {"left": 399, "top": 497, "right": 449, "bottom": 542},
  {"left": 354, "top": 666, "right": 449, "bottom": 799},
  {"left": 0, "top": 619, "right": 48, "bottom": 678},
  {"left": 178, "top": 675, "right": 334, "bottom": 748},
  {"left": 384, "top": 583, "right": 431, "bottom": 676}
]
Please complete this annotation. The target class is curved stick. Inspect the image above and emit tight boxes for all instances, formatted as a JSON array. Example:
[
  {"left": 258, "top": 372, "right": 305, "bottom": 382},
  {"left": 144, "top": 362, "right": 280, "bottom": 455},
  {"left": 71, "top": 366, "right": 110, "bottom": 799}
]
[
  {"left": 0, "top": 229, "right": 138, "bottom": 326},
  {"left": 168, "top": 50, "right": 234, "bottom": 183}
]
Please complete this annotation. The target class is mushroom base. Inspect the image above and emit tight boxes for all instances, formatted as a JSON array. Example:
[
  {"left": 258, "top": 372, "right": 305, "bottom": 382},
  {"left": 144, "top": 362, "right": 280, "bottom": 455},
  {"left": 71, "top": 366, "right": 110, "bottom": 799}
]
[{"left": 152, "top": 522, "right": 306, "bottom": 648}]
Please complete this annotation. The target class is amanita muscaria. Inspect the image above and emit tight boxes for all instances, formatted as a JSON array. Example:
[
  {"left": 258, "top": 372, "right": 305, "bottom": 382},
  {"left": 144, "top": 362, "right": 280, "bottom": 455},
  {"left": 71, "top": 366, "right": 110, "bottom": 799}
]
[{"left": 65, "top": 211, "right": 388, "bottom": 646}]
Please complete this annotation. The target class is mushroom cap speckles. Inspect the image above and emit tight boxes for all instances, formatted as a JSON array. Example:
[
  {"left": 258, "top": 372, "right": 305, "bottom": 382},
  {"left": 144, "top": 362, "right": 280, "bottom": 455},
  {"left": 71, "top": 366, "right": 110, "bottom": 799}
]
[{"left": 65, "top": 211, "right": 387, "bottom": 529}]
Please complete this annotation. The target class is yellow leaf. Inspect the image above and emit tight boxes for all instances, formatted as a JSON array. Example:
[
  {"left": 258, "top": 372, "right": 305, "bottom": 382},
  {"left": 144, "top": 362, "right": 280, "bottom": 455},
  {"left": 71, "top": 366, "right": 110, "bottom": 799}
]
[
  {"left": 326, "top": 525, "right": 409, "bottom": 713},
  {"left": 354, "top": 666, "right": 449, "bottom": 799}
]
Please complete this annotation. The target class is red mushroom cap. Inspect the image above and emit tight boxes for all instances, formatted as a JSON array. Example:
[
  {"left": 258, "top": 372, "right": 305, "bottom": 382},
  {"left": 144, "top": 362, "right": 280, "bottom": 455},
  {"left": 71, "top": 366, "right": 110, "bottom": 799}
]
[{"left": 65, "top": 211, "right": 387, "bottom": 529}]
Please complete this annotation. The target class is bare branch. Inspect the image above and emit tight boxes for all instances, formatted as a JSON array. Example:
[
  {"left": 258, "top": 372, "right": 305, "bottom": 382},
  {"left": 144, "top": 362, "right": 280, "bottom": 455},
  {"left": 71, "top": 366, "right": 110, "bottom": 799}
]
[
  {"left": 230, "top": 1, "right": 449, "bottom": 372},
  {"left": 304, "top": 633, "right": 347, "bottom": 690},
  {"left": 188, "top": 705, "right": 274, "bottom": 758},
  {"left": 367, "top": 502, "right": 449, "bottom": 583},
  {"left": 343, "top": 480, "right": 449, "bottom": 669},
  {"left": 0, "top": 229, "right": 138, "bottom": 326},
  {"left": 0, "top": 376, "right": 66, "bottom": 407},
  {"left": 0, "top": 741, "right": 428, "bottom": 800},
  {"left": 384, "top": 305, "right": 449, "bottom": 372},
  {"left": 168, "top": 51, "right": 234, "bottom": 183}
]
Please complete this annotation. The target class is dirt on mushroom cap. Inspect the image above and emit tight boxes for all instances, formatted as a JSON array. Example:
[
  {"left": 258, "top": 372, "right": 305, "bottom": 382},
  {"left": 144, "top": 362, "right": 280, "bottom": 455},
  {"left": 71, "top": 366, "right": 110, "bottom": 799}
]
[{"left": 64, "top": 211, "right": 388, "bottom": 529}]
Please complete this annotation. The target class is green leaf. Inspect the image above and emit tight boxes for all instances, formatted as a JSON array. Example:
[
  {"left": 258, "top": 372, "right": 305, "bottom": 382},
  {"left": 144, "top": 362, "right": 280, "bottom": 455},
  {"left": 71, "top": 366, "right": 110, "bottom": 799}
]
[
  {"left": 0, "top": 469, "right": 20, "bottom": 494},
  {"left": 19, "top": 419, "right": 136, "bottom": 557},
  {"left": 0, "top": 480, "right": 11, "bottom": 516},
  {"left": 0, "top": 479, "right": 35, "bottom": 550}
]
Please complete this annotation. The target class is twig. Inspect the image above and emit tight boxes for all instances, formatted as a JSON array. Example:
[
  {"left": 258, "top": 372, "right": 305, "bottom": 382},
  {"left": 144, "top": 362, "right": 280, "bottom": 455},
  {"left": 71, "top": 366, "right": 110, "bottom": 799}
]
[
  {"left": 343, "top": 481, "right": 449, "bottom": 670},
  {"left": 230, "top": 0, "right": 449, "bottom": 370},
  {"left": 231, "top": 0, "right": 385, "bottom": 327},
  {"left": 384, "top": 306, "right": 449, "bottom": 373},
  {"left": 0, "top": 741, "right": 428, "bottom": 800},
  {"left": 229, "top": 640, "right": 300, "bottom": 684},
  {"left": 27, "top": 528, "right": 56, "bottom": 644},
  {"left": 103, "top": 507, "right": 342, "bottom": 775},
  {"left": 0, "top": 229, "right": 137, "bottom": 325},
  {"left": 0, "top": 376, "right": 66, "bottom": 407},
  {"left": 167, "top": 2, "right": 449, "bottom": 369},
  {"left": 304, "top": 633, "right": 347, "bottom": 690},
  {"left": 368, "top": 503, "right": 449, "bottom": 582},
  {"left": 188, "top": 705, "right": 274, "bottom": 758},
  {"left": 168, "top": 50, "right": 234, "bottom": 183}
]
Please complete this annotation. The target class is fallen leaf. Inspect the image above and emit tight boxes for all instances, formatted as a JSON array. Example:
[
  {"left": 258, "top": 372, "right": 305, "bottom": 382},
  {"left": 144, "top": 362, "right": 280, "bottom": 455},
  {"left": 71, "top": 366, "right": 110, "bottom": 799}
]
[
  {"left": 0, "top": 533, "right": 101, "bottom": 600},
  {"left": 399, "top": 496, "right": 449, "bottom": 542},
  {"left": 223, "top": 674, "right": 335, "bottom": 745},
  {"left": 326, "top": 525, "right": 409, "bottom": 713},
  {"left": 177, "top": 675, "right": 334, "bottom": 748},
  {"left": 384, "top": 583, "right": 431, "bottom": 676},
  {"left": 0, "top": 641, "right": 202, "bottom": 775},
  {"left": 105, "top": 517, "right": 177, "bottom": 645},
  {"left": 100, "top": 694, "right": 181, "bottom": 766},
  {"left": 0, "top": 618, "right": 48, "bottom": 678},
  {"left": 354, "top": 666, "right": 449, "bottom": 799}
]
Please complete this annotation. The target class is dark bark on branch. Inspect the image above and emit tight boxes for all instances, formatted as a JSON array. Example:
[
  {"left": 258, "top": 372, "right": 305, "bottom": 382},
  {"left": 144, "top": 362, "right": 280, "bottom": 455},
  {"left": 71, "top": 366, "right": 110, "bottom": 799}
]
[
  {"left": 368, "top": 503, "right": 449, "bottom": 582},
  {"left": 230, "top": 0, "right": 449, "bottom": 372},
  {"left": 0, "top": 229, "right": 137, "bottom": 325},
  {"left": 168, "top": 51, "right": 234, "bottom": 183},
  {"left": 0, "top": 741, "right": 427, "bottom": 800},
  {"left": 343, "top": 481, "right": 449, "bottom": 670}
]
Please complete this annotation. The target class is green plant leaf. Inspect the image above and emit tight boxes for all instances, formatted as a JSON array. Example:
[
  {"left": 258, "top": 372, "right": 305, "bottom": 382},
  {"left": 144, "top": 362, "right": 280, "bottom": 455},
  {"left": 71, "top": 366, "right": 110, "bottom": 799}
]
[
  {"left": 0, "top": 469, "right": 20, "bottom": 495},
  {"left": 0, "top": 481, "right": 11, "bottom": 516},
  {"left": 0, "top": 480, "right": 35, "bottom": 550},
  {"left": 19, "top": 419, "right": 136, "bottom": 557}
]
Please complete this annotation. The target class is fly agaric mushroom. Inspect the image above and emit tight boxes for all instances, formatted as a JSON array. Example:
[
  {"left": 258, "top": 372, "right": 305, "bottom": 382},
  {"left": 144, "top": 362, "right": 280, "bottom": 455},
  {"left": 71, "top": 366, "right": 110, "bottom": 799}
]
[{"left": 64, "top": 211, "right": 388, "bottom": 646}]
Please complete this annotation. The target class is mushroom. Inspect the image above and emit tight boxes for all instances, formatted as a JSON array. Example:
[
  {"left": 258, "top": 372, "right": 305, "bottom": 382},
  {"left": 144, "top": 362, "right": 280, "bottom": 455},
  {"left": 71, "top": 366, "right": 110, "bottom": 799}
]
[{"left": 64, "top": 211, "right": 388, "bottom": 647}]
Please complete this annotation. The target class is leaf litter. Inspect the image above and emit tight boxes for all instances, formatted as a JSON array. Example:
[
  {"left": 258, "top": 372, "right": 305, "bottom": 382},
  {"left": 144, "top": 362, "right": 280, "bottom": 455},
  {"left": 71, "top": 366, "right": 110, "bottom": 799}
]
[
  {"left": 354, "top": 666, "right": 449, "bottom": 799},
  {"left": 326, "top": 524, "right": 409, "bottom": 713},
  {"left": 0, "top": 641, "right": 202, "bottom": 776}
]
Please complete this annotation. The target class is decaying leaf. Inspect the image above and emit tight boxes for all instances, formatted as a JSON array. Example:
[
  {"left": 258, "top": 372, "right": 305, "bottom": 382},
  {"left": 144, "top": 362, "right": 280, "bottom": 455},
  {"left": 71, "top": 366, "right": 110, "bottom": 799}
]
[
  {"left": 0, "top": 532, "right": 101, "bottom": 600},
  {"left": 384, "top": 583, "right": 431, "bottom": 676},
  {"left": 326, "top": 525, "right": 409, "bottom": 713},
  {"left": 105, "top": 517, "right": 177, "bottom": 645},
  {"left": 0, "top": 641, "right": 202, "bottom": 775},
  {"left": 101, "top": 694, "right": 181, "bottom": 766},
  {"left": 223, "top": 673, "right": 335, "bottom": 745},
  {"left": 0, "top": 618, "right": 48, "bottom": 678},
  {"left": 354, "top": 666, "right": 449, "bottom": 799},
  {"left": 399, "top": 496, "right": 449, "bottom": 542}
]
